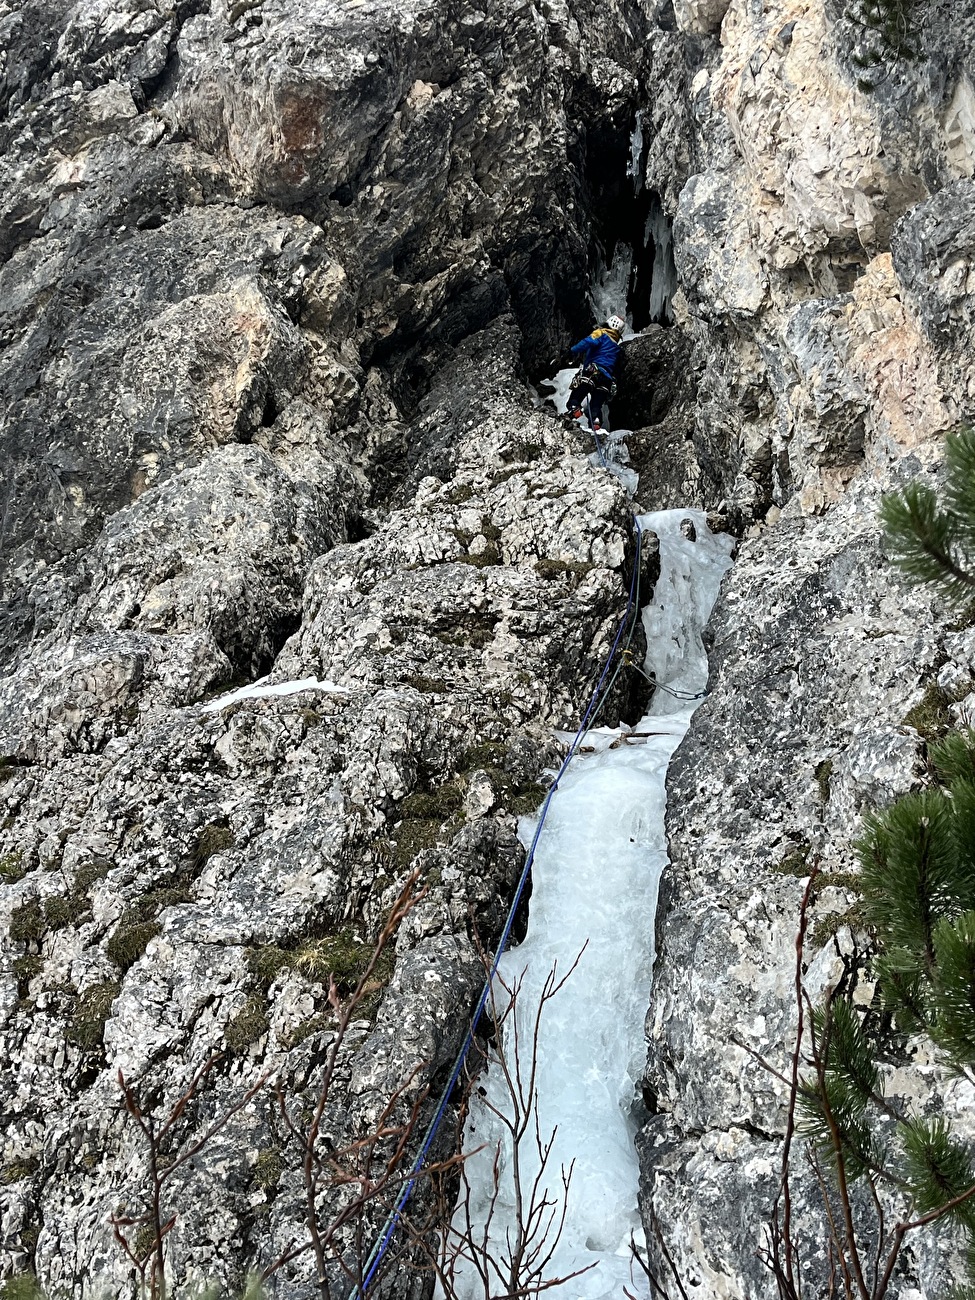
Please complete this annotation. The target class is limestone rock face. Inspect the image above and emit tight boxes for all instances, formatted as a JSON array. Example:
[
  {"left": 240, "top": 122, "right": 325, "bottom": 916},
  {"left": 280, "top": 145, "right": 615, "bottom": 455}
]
[
  {"left": 655, "top": 0, "right": 974, "bottom": 516},
  {"left": 4, "top": 0, "right": 975, "bottom": 1290},
  {"left": 637, "top": 0, "right": 975, "bottom": 1292},
  {"left": 672, "top": 0, "right": 731, "bottom": 38},
  {"left": 0, "top": 0, "right": 654, "bottom": 1291}
]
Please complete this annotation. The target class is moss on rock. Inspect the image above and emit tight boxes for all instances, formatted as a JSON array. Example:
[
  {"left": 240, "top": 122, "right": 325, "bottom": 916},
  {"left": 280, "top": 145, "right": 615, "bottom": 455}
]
[
  {"left": 9, "top": 898, "right": 46, "bottom": 944},
  {"left": 192, "top": 821, "right": 236, "bottom": 869},
  {"left": 0, "top": 851, "right": 26, "bottom": 883},
  {"left": 106, "top": 921, "right": 162, "bottom": 972},
  {"left": 67, "top": 980, "right": 121, "bottom": 1051},
  {"left": 903, "top": 682, "right": 954, "bottom": 744},
  {"left": 224, "top": 993, "right": 270, "bottom": 1052}
]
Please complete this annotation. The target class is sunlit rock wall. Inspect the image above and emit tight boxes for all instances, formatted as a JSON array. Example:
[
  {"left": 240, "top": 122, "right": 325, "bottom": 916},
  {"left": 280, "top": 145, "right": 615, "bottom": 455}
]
[{"left": 640, "top": 0, "right": 975, "bottom": 1293}]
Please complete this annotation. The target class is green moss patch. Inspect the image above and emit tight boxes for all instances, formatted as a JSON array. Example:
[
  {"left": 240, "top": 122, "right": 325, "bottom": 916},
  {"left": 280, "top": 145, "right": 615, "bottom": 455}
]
[
  {"left": 455, "top": 545, "right": 500, "bottom": 569},
  {"left": 1, "top": 1157, "right": 38, "bottom": 1186},
  {"left": 433, "top": 611, "right": 500, "bottom": 650},
  {"left": 13, "top": 954, "right": 42, "bottom": 986},
  {"left": 42, "top": 896, "right": 74, "bottom": 932},
  {"left": 462, "top": 741, "right": 507, "bottom": 769},
  {"left": 458, "top": 744, "right": 544, "bottom": 817},
  {"left": 9, "top": 899, "right": 45, "bottom": 944},
  {"left": 224, "top": 993, "right": 270, "bottom": 1052},
  {"left": 252, "top": 1147, "right": 283, "bottom": 1190},
  {"left": 105, "top": 883, "right": 190, "bottom": 973},
  {"left": 392, "top": 819, "right": 440, "bottom": 867},
  {"left": 250, "top": 927, "right": 394, "bottom": 996},
  {"left": 507, "top": 783, "right": 546, "bottom": 816},
  {"left": 73, "top": 859, "right": 111, "bottom": 893},
  {"left": 132, "top": 1224, "right": 157, "bottom": 1263},
  {"left": 0, "top": 1158, "right": 37, "bottom": 1188},
  {"left": 287, "top": 1013, "right": 334, "bottom": 1048},
  {"left": 815, "top": 759, "right": 834, "bottom": 804},
  {"left": 406, "top": 676, "right": 450, "bottom": 694},
  {"left": 7, "top": 858, "right": 111, "bottom": 947},
  {"left": 535, "top": 558, "right": 595, "bottom": 581},
  {"left": 192, "top": 821, "right": 236, "bottom": 869},
  {"left": 0, "top": 851, "right": 26, "bottom": 883},
  {"left": 399, "top": 783, "right": 463, "bottom": 821},
  {"left": 903, "top": 682, "right": 955, "bottom": 744},
  {"left": 773, "top": 842, "right": 812, "bottom": 877},
  {"left": 67, "top": 980, "right": 121, "bottom": 1051},
  {"left": 500, "top": 439, "right": 543, "bottom": 463},
  {"left": 0, "top": 1274, "right": 45, "bottom": 1300},
  {"left": 106, "top": 921, "right": 162, "bottom": 972},
  {"left": 946, "top": 599, "right": 975, "bottom": 633},
  {"left": 810, "top": 902, "right": 869, "bottom": 950}
]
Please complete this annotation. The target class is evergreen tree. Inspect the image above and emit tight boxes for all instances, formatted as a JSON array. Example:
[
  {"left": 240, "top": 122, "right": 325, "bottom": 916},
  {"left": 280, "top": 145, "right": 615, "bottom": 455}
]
[
  {"left": 791, "top": 457, "right": 975, "bottom": 1291},
  {"left": 880, "top": 428, "right": 975, "bottom": 601},
  {"left": 848, "top": 0, "right": 916, "bottom": 89}
]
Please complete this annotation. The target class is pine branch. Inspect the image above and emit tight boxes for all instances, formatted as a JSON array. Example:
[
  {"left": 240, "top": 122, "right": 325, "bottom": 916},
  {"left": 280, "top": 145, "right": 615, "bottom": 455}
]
[
  {"left": 873, "top": 947, "right": 930, "bottom": 1031},
  {"left": 931, "top": 912, "right": 975, "bottom": 1069},
  {"left": 930, "top": 732, "right": 975, "bottom": 789},
  {"left": 900, "top": 1116, "right": 975, "bottom": 1235},
  {"left": 944, "top": 429, "right": 975, "bottom": 549},
  {"left": 880, "top": 483, "right": 975, "bottom": 602},
  {"left": 857, "top": 790, "right": 963, "bottom": 966}
]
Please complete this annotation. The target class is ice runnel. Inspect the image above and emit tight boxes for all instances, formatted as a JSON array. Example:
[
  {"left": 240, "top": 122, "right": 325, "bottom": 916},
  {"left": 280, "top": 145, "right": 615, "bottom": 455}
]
[{"left": 449, "top": 511, "right": 733, "bottom": 1299}]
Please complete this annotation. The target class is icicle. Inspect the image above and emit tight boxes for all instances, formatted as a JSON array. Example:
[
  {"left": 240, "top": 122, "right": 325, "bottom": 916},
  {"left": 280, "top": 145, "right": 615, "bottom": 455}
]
[
  {"left": 626, "top": 109, "right": 645, "bottom": 192},
  {"left": 591, "top": 244, "right": 635, "bottom": 335},
  {"left": 646, "top": 198, "right": 677, "bottom": 324}
]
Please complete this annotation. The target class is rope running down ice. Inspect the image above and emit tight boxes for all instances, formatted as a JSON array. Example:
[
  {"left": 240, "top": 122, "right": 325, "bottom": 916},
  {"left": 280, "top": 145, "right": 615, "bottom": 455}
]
[{"left": 353, "top": 409, "right": 684, "bottom": 1295}]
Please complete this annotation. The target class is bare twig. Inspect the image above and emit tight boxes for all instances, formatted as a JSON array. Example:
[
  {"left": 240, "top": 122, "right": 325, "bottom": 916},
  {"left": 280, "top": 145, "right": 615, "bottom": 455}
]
[{"left": 113, "top": 1054, "right": 269, "bottom": 1299}]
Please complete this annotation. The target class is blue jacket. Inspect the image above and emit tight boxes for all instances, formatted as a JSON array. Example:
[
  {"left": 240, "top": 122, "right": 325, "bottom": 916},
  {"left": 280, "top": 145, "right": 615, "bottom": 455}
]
[{"left": 570, "top": 327, "right": 621, "bottom": 378}]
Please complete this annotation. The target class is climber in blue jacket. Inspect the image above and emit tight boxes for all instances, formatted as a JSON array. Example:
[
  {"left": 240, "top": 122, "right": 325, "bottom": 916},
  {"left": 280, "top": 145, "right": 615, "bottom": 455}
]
[{"left": 566, "top": 314, "right": 625, "bottom": 431}]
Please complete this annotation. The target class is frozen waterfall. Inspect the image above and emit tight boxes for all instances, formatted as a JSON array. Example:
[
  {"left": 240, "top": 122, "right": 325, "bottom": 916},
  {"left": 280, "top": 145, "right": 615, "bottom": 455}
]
[
  {"left": 646, "top": 199, "right": 677, "bottom": 325},
  {"left": 591, "top": 245, "right": 634, "bottom": 333},
  {"left": 446, "top": 507, "right": 734, "bottom": 1298}
]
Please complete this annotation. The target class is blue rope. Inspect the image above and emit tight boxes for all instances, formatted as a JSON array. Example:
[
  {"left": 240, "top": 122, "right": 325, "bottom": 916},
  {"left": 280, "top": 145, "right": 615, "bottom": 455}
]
[{"left": 352, "top": 424, "right": 642, "bottom": 1296}]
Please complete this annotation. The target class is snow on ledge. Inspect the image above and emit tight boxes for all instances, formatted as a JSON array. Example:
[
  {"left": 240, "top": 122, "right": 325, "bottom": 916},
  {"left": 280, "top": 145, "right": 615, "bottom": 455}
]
[{"left": 201, "top": 676, "right": 351, "bottom": 713}]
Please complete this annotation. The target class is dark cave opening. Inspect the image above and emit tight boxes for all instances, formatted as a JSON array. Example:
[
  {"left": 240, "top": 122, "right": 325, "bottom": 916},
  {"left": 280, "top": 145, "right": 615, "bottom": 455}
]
[{"left": 582, "top": 110, "right": 676, "bottom": 331}]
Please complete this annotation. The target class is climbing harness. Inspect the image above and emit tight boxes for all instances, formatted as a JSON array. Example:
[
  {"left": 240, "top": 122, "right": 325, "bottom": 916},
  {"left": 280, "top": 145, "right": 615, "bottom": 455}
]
[
  {"left": 352, "top": 421, "right": 704, "bottom": 1296},
  {"left": 571, "top": 362, "right": 617, "bottom": 399}
]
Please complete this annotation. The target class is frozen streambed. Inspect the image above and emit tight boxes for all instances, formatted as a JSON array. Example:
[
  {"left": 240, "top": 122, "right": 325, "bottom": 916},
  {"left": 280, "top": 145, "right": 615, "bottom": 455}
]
[{"left": 450, "top": 508, "right": 733, "bottom": 1299}]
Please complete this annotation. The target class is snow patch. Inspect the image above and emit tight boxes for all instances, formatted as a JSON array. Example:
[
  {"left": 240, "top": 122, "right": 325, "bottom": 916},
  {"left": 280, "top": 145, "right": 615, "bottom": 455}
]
[{"left": 201, "top": 677, "right": 350, "bottom": 713}]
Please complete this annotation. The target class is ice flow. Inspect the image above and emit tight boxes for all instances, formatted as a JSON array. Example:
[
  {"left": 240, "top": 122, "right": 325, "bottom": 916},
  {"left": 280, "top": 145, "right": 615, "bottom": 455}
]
[{"left": 451, "top": 509, "right": 733, "bottom": 1299}]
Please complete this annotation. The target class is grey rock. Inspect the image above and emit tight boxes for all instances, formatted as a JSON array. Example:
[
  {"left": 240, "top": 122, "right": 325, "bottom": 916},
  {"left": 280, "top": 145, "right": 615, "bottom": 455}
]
[
  {"left": 5, "top": 0, "right": 975, "bottom": 1293},
  {"left": 892, "top": 179, "right": 975, "bottom": 348}
]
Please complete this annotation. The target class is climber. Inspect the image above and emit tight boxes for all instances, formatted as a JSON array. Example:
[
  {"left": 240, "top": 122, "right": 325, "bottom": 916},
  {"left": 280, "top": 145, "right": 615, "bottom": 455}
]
[{"left": 566, "top": 314, "right": 625, "bottom": 431}]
